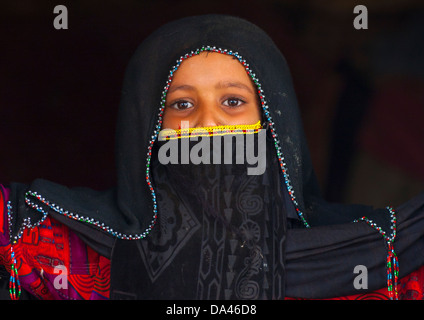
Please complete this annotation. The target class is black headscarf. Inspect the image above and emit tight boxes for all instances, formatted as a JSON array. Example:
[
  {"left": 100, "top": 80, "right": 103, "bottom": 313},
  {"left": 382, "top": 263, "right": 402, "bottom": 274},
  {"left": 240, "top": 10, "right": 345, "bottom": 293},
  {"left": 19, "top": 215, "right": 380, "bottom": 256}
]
[{"left": 7, "top": 14, "right": 424, "bottom": 299}]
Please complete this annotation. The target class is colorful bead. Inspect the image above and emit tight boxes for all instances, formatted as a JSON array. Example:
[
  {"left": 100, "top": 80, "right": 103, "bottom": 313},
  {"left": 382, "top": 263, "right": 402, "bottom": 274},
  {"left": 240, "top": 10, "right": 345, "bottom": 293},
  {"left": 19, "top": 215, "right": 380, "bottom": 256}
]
[
  {"left": 6, "top": 201, "right": 21, "bottom": 300},
  {"left": 353, "top": 206, "right": 398, "bottom": 300}
]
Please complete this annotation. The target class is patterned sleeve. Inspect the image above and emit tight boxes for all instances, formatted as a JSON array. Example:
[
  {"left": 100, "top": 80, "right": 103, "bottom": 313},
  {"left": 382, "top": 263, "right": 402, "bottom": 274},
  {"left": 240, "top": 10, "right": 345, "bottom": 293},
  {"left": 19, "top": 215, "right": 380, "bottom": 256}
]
[
  {"left": 0, "top": 184, "right": 111, "bottom": 300},
  {"left": 0, "top": 185, "right": 11, "bottom": 268}
]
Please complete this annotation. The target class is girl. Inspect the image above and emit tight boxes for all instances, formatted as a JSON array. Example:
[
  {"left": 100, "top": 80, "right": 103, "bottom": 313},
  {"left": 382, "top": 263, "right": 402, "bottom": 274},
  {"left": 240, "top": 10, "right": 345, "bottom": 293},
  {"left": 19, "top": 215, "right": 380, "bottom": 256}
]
[{"left": 1, "top": 14, "right": 424, "bottom": 300}]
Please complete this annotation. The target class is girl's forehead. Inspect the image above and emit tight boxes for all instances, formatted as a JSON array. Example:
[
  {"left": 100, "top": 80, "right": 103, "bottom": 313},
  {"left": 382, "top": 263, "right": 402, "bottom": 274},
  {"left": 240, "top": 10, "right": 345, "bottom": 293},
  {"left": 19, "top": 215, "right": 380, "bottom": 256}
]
[
  {"left": 169, "top": 51, "right": 252, "bottom": 81},
  {"left": 158, "top": 46, "right": 268, "bottom": 113}
]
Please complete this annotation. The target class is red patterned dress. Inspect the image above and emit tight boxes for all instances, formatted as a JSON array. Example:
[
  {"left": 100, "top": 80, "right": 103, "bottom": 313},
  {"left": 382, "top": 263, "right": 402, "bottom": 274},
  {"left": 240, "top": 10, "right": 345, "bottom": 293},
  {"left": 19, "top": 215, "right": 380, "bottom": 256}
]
[{"left": 0, "top": 185, "right": 110, "bottom": 299}]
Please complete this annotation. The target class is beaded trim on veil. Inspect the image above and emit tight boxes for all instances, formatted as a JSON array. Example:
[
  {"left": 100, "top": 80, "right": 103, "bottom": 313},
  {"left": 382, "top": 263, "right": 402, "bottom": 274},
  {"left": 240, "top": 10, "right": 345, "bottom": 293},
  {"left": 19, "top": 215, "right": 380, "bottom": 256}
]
[{"left": 159, "top": 121, "right": 262, "bottom": 140}]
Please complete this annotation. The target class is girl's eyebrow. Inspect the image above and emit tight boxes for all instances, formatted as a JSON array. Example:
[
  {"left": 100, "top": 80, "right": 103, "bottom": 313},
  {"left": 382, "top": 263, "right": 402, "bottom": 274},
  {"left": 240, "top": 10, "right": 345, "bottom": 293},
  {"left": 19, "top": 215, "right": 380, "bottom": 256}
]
[
  {"left": 215, "top": 81, "right": 254, "bottom": 94},
  {"left": 168, "top": 81, "right": 254, "bottom": 94},
  {"left": 168, "top": 84, "right": 196, "bottom": 94}
]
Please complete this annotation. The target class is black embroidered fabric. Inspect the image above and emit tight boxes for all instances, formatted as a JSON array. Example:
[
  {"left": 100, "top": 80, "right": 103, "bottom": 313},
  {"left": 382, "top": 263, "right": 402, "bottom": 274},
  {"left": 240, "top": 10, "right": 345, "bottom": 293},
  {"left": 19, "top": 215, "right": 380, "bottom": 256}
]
[{"left": 110, "top": 133, "right": 290, "bottom": 299}]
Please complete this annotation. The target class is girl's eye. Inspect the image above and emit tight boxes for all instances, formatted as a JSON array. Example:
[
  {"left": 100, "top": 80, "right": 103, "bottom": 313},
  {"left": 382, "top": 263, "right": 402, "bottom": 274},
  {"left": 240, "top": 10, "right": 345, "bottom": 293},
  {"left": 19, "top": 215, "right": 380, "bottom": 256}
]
[
  {"left": 223, "top": 98, "right": 245, "bottom": 108},
  {"left": 170, "top": 100, "right": 194, "bottom": 110}
]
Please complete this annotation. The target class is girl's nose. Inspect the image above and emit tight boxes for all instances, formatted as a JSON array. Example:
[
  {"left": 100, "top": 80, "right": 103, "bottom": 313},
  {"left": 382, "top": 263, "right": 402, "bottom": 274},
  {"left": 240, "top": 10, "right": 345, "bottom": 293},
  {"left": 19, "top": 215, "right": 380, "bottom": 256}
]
[{"left": 194, "top": 102, "right": 222, "bottom": 128}]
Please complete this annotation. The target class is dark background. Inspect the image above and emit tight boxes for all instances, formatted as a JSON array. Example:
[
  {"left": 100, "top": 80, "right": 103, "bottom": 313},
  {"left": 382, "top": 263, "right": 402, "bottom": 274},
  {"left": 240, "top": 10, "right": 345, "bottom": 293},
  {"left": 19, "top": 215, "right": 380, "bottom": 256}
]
[{"left": 1, "top": 0, "right": 423, "bottom": 208}]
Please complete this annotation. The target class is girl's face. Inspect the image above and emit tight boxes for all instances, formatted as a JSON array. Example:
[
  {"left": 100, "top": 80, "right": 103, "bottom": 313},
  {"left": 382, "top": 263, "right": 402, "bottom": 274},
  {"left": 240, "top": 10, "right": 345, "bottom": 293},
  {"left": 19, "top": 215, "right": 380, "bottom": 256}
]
[{"left": 162, "top": 52, "right": 261, "bottom": 129}]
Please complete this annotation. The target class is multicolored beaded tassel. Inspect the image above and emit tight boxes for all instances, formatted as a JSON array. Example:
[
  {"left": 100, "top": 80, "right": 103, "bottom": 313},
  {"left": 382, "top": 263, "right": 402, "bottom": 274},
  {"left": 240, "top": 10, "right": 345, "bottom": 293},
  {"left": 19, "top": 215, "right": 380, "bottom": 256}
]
[
  {"left": 386, "top": 242, "right": 399, "bottom": 300},
  {"left": 7, "top": 201, "right": 21, "bottom": 300},
  {"left": 353, "top": 206, "right": 398, "bottom": 300},
  {"left": 9, "top": 247, "right": 21, "bottom": 300}
]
